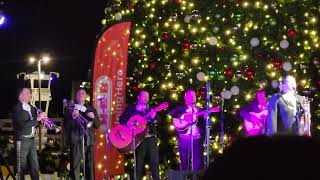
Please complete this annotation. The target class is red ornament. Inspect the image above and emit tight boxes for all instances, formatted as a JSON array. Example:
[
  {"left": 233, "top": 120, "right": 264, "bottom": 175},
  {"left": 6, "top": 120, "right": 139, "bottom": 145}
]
[
  {"left": 288, "top": 28, "right": 297, "bottom": 38},
  {"left": 224, "top": 67, "right": 234, "bottom": 77},
  {"left": 161, "top": 32, "right": 169, "bottom": 41},
  {"left": 132, "top": 84, "right": 140, "bottom": 93},
  {"left": 244, "top": 68, "right": 255, "bottom": 79},
  {"left": 128, "top": 2, "right": 135, "bottom": 9},
  {"left": 271, "top": 58, "right": 283, "bottom": 69},
  {"left": 175, "top": 0, "right": 182, "bottom": 4},
  {"left": 292, "top": 52, "right": 299, "bottom": 59},
  {"left": 197, "top": 87, "right": 207, "bottom": 100},
  {"left": 148, "top": 62, "right": 156, "bottom": 70},
  {"left": 182, "top": 40, "right": 191, "bottom": 50}
]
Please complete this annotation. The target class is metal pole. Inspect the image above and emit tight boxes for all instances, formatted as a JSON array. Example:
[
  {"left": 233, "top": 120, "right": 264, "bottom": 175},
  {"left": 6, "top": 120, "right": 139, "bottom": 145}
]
[
  {"left": 37, "top": 59, "right": 42, "bottom": 151},
  {"left": 132, "top": 125, "right": 136, "bottom": 180},
  {"left": 220, "top": 99, "right": 225, "bottom": 148},
  {"left": 204, "top": 82, "right": 211, "bottom": 168},
  {"left": 101, "top": 99, "right": 110, "bottom": 180}
]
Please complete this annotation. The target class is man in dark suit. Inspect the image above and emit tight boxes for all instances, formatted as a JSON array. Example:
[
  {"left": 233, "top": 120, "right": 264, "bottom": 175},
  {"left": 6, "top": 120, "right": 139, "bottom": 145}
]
[
  {"left": 12, "top": 87, "right": 47, "bottom": 180},
  {"left": 119, "top": 89, "right": 160, "bottom": 180},
  {"left": 266, "top": 75, "right": 310, "bottom": 136},
  {"left": 64, "top": 88, "right": 101, "bottom": 180},
  {"left": 170, "top": 89, "right": 219, "bottom": 171}
]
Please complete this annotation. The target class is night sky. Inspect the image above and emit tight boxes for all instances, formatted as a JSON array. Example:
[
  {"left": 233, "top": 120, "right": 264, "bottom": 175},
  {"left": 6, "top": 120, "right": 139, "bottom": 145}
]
[{"left": 0, "top": 0, "right": 106, "bottom": 117}]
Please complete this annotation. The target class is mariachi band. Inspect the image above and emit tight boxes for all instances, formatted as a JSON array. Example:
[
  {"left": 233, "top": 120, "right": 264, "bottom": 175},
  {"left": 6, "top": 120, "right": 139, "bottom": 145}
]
[{"left": 12, "top": 75, "right": 312, "bottom": 180}]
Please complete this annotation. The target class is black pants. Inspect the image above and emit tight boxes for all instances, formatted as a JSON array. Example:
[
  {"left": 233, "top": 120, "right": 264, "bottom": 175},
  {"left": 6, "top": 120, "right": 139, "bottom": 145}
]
[
  {"left": 135, "top": 136, "right": 160, "bottom": 180},
  {"left": 15, "top": 138, "right": 39, "bottom": 180},
  {"left": 70, "top": 143, "right": 95, "bottom": 180},
  {"left": 178, "top": 137, "right": 203, "bottom": 171}
]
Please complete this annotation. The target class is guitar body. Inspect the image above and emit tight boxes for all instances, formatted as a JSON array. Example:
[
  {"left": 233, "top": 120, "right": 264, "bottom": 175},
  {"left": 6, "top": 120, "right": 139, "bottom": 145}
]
[
  {"left": 109, "top": 102, "right": 169, "bottom": 153},
  {"left": 243, "top": 110, "right": 267, "bottom": 136},
  {"left": 108, "top": 123, "right": 148, "bottom": 153},
  {"left": 173, "top": 114, "right": 196, "bottom": 132},
  {"left": 173, "top": 107, "right": 220, "bottom": 132}
]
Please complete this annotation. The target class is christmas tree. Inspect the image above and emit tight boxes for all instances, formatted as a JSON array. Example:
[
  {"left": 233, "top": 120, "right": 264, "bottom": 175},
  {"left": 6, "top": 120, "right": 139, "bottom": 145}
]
[{"left": 101, "top": 0, "right": 320, "bottom": 177}]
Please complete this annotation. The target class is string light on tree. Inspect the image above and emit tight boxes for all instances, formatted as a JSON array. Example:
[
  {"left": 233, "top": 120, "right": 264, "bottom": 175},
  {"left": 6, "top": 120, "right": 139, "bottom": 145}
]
[{"left": 101, "top": 0, "right": 320, "bottom": 176}]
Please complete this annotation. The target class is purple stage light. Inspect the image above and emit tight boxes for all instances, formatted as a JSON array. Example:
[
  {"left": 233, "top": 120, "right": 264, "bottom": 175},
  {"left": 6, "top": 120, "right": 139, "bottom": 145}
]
[{"left": 0, "top": 14, "right": 6, "bottom": 26}]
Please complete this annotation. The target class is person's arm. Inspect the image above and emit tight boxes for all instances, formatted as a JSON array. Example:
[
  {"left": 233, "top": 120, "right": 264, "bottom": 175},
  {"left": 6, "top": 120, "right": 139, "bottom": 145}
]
[
  {"left": 119, "top": 105, "right": 131, "bottom": 125},
  {"left": 85, "top": 105, "right": 101, "bottom": 129},
  {"left": 266, "top": 95, "right": 278, "bottom": 136},
  {"left": 63, "top": 108, "right": 79, "bottom": 131},
  {"left": 239, "top": 101, "right": 255, "bottom": 121},
  {"left": 91, "top": 108, "right": 101, "bottom": 129},
  {"left": 169, "top": 106, "right": 182, "bottom": 118},
  {"left": 12, "top": 106, "right": 38, "bottom": 130}
]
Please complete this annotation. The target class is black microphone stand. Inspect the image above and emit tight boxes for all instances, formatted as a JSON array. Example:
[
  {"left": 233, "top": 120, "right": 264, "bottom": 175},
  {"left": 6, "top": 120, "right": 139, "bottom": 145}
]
[
  {"left": 219, "top": 98, "right": 225, "bottom": 148},
  {"left": 204, "top": 82, "right": 211, "bottom": 168},
  {"left": 75, "top": 111, "right": 89, "bottom": 180},
  {"left": 131, "top": 119, "right": 138, "bottom": 180},
  {"left": 294, "top": 90, "right": 302, "bottom": 135}
]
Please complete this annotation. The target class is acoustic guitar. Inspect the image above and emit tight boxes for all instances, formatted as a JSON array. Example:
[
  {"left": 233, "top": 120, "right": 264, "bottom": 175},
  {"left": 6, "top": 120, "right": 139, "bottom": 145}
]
[
  {"left": 172, "top": 106, "right": 220, "bottom": 132},
  {"left": 243, "top": 109, "right": 268, "bottom": 136},
  {"left": 109, "top": 102, "right": 169, "bottom": 153}
]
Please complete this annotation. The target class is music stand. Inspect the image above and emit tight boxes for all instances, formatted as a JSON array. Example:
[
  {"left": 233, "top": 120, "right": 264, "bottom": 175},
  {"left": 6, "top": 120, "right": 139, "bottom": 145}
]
[{"left": 0, "top": 154, "right": 16, "bottom": 180}]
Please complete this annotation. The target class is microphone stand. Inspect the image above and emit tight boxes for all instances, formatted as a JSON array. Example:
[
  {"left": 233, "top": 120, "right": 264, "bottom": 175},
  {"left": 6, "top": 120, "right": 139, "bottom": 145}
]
[
  {"left": 75, "top": 110, "right": 90, "bottom": 180},
  {"left": 99, "top": 98, "right": 110, "bottom": 180},
  {"left": 204, "top": 82, "right": 211, "bottom": 168},
  {"left": 294, "top": 90, "right": 302, "bottom": 135},
  {"left": 81, "top": 129, "right": 86, "bottom": 180},
  {"left": 132, "top": 120, "right": 137, "bottom": 180},
  {"left": 219, "top": 99, "right": 225, "bottom": 148}
]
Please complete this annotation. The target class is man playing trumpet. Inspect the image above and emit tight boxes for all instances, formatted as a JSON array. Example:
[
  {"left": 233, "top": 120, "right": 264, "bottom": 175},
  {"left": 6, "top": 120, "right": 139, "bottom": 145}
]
[
  {"left": 64, "top": 88, "right": 101, "bottom": 180},
  {"left": 12, "top": 87, "right": 47, "bottom": 180}
]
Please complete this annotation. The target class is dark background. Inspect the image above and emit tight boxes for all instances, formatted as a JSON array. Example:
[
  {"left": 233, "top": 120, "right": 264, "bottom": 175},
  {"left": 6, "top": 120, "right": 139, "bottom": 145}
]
[{"left": 0, "top": 0, "right": 106, "bottom": 117}]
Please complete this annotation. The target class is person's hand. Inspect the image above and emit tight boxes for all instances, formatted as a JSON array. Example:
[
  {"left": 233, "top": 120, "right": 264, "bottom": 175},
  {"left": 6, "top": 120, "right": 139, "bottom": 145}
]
[
  {"left": 149, "top": 109, "right": 156, "bottom": 119},
  {"left": 72, "top": 110, "right": 79, "bottom": 120},
  {"left": 86, "top": 112, "right": 95, "bottom": 119},
  {"left": 37, "top": 112, "right": 47, "bottom": 121}
]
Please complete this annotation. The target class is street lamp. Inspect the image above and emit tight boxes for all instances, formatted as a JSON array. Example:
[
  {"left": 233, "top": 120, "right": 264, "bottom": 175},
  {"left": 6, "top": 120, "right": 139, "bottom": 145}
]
[{"left": 29, "top": 54, "right": 51, "bottom": 151}]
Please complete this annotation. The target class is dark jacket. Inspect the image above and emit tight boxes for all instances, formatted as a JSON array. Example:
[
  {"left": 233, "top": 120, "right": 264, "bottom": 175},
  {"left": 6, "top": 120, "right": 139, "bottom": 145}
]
[
  {"left": 119, "top": 104, "right": 160, "bottom": 136},
  {"left": 169, "top": 105, "right": 206, "bottom": 139},
  {"left": 12, "top": 101, "right": 40, "bottom": 141},
  {"left": 64, "top": 103, "right": 101, "bottom": 145},
  {"left": 266, "top": 93, "right": 306, "bottom": 136}
]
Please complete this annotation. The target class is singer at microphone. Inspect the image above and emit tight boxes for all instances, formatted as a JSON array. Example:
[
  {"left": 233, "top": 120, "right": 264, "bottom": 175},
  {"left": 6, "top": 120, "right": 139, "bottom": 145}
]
[
  {"left": 63, "top": 88, "right": 101, "bottom": 180},
  {"left": 265, "top": 75, "right": 308, "bottom": 136}
]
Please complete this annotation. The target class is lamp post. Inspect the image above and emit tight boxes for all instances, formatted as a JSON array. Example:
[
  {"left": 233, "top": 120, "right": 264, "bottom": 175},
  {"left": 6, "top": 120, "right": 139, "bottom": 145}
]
[{"left": 29, "top": 55, "right": 50, "bottom": 151}]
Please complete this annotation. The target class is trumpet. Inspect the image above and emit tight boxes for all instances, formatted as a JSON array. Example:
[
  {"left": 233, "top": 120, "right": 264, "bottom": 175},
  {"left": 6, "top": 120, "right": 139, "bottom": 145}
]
[
  {"left": 68, "top": 104, "right": 94, "bottom": 138},
  {"left": 71, "top": 107, "right": 93, "bottom": 129},
  {"left": 34, "top": 107, "right": 62, "bottom": 133}
]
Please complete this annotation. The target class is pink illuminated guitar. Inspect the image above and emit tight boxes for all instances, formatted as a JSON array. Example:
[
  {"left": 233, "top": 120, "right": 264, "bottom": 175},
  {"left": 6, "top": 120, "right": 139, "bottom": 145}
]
[
  {"left": 243, "top": 110, "right": 268, "bottom": 136},
  {"left": 173, "top": 107, "right": 220, "bottom": 132},
  {"left": 109, "top": 102, "right": 169, "bottom": 153}
]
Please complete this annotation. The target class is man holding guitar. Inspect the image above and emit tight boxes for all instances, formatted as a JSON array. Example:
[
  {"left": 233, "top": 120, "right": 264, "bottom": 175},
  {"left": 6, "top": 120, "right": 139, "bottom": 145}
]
[
  {"left": 240, "top": 89, "right": 268, "bottom": 136},
  {"left": 170, "top": 89, "right": 220, "bottom": 171},
  {"left": 119, "top": 89, "right": 161, "bottom": 180}
]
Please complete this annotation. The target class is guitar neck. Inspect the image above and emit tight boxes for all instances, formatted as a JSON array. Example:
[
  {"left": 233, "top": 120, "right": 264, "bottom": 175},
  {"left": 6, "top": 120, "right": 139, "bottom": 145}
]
[{"left": 143, "top": 107, "right": 164, "bottom": 119}]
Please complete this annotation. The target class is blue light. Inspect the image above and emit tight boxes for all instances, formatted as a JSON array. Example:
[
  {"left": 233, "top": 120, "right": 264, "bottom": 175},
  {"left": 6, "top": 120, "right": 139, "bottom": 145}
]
[{"left": 0, "top": 14, "right": 5, "bottom": 26}]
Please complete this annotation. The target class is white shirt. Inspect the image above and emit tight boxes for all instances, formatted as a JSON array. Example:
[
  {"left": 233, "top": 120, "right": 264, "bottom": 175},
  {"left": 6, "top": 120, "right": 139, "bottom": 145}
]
[
  {"left": 22, "top": 102, "right": 35, "bottom": 137},
  {"left": 136, "top": 104, "right": 147, "bottom": 112},
  {"left": 74, "top": 104, "right": 87, "bottom": 113}
]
